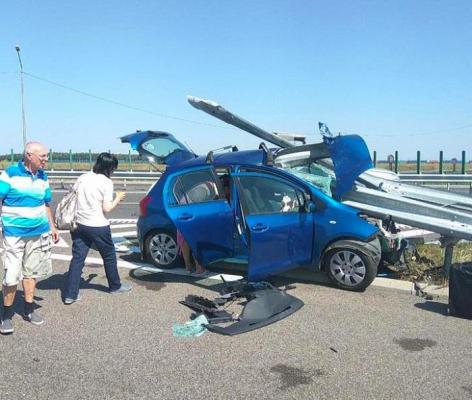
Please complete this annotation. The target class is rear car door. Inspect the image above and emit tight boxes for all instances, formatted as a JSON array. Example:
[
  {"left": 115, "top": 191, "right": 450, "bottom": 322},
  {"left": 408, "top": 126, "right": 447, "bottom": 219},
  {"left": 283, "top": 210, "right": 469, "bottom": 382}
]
[
  {"left": 164, "top": 167, "right": 234, "bottom": 265},
  {"left": 234, "top": 170, "right": 314, "bottom": 281}
]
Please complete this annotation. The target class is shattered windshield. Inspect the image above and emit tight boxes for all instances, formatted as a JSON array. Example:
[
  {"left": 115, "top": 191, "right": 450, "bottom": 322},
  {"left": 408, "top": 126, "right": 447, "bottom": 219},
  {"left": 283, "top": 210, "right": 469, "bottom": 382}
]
[{"left": 277, "top": 159, "right": 336, "bottom": 198}]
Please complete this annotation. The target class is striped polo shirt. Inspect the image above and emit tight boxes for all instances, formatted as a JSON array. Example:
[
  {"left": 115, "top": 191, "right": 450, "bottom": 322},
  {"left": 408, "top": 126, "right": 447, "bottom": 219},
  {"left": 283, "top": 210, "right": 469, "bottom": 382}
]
[{"left": 0, "top": 161, "right": 52, "bottom": 237}]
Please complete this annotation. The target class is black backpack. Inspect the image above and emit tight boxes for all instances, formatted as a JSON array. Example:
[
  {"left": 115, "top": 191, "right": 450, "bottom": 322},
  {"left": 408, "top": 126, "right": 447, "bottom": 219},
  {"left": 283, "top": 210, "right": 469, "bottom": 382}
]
[{"left": 449, "top": 263, "right": 472, "bottom": 319}]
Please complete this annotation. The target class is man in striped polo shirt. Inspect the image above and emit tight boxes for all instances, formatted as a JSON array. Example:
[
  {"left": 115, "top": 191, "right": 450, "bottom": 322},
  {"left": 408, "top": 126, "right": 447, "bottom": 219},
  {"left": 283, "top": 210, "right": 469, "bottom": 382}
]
[{"left": 0, "top": 142, "right": 59, "bottom": 334}]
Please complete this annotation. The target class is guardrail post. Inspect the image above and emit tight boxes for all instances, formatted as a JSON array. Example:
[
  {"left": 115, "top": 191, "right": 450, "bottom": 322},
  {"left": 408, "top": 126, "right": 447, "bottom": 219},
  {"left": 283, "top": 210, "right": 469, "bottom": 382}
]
[
  {"left": 89, "top": 149, "right": 92, "bottom": 170},
  {"left": 49, "top": 149, "right": 54, "bottom": 170},
  {"left": 10, "top": 149, "right": 14, "bottom": 163},
  {"left": 416, "top": 151, "right": 421, "bottom": 174},
  {"left": 128, "top": 150, "right": 132, "bottom": 171},
  {"left": 439, "top": 151, "right": 443, "bottom": 174},
  {"left": 69, "top": 149, "right": 73, "bottom": 171},
  {"left": 394, "top": 151, "right": 399, "bottom": 174},
  {"left": 444, "top": 244, "right": 454, "bottom": 277},
  {"left": 462, "top": 151, "right": 466, "bottom": 175}
]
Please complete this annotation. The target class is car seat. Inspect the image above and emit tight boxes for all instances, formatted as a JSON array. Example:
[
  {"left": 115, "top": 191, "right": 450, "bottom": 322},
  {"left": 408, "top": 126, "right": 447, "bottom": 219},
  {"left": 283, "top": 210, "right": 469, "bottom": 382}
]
[
  {"left": 243, "top": 188, "right": 259, "bottom": 214},
  {"left": 249, "top": 186, "right": 265, "bottom": 210}
]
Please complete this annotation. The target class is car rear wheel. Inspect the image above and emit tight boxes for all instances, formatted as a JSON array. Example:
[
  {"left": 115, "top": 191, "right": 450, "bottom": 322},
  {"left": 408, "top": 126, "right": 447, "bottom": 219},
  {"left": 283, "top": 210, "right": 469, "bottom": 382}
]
[
  {"left": 323, "top": 241, "right": 379, "bottom": 292},
  {"left": 144, "top": 230, "right": 180, "bottom": 269}
]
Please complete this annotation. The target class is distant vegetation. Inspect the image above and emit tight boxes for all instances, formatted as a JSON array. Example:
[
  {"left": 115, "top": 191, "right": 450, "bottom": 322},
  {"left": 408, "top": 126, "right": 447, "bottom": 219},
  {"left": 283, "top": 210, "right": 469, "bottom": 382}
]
[
  {"left": 0, "top": 151, "right": 145, "bottom": 163},
  {"left": 0, "top": 152, "right": 164, "bottom": 171}
]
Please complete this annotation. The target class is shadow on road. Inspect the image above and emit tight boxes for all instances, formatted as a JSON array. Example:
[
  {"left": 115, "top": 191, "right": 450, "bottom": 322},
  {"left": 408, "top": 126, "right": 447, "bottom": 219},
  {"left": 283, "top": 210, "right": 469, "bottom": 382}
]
[
  {"left": 414, "top": 300, "right": 449, "bottom": 316},
  {"left": 36, "top": 272, "right": 110, "bottom": 298}
]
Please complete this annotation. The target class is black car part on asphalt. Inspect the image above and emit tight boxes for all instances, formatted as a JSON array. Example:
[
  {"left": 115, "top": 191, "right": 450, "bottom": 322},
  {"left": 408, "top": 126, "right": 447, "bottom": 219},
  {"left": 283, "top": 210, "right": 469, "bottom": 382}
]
[
  {"left": 180, "top": 279, "right": 304, "bottom": 335},
  {"left": 448, "top": 263, "right": 472, "bottom": 319}
]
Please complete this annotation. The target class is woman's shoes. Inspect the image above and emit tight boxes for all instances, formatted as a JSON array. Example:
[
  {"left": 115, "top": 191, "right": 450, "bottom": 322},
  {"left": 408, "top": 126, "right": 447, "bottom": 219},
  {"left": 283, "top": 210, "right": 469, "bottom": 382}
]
[
  {"left": 109, "top": 283, "right": 132, "bottom": 294},
  {"left": 64, "top": 294, "right": 82, "bottom": 305}
]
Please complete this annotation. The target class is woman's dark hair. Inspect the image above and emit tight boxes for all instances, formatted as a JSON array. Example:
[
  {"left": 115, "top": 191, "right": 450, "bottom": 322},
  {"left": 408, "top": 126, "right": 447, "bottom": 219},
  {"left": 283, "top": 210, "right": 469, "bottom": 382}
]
[{"left": 93, "top": 152, "right": 118, "bottom": 178}]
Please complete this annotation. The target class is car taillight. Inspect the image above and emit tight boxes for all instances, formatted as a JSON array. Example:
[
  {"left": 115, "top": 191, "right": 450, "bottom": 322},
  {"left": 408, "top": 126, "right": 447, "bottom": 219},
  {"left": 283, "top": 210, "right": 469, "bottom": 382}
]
[{"left": 139, "top": 195, "right": 152, "bottom": 217}]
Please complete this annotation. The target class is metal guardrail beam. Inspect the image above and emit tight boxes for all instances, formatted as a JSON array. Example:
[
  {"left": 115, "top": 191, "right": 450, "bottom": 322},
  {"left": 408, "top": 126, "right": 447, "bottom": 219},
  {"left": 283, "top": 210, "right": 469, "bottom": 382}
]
[
  {"left": 398, "top": 174, "right": 472, "bottom": 182},
  {"left": 45, "top": 170, "right": 162, "bottom": 178}
]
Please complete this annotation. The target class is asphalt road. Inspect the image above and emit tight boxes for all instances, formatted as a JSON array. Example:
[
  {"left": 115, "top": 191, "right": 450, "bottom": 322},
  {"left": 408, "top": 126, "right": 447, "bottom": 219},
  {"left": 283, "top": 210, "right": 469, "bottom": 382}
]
[
  {"left": 1, "top": 188, "right": 471, "bottom": 400},
  {"left": 50, "top": 189, "right": 143, "bottom": 220}
]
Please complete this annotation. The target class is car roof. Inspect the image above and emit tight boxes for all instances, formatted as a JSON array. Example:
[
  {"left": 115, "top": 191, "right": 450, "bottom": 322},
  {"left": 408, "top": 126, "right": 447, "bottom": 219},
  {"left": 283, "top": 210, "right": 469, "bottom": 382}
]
[{"left": 166, "top": 149, "right": 266, "bottom": 172}]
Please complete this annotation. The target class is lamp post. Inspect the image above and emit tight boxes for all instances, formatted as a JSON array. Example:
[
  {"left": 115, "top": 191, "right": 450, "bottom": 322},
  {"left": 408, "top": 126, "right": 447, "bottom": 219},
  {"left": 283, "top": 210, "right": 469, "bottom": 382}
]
[{"left": 15, "top": 45, "right": 27, "bottom": 148}]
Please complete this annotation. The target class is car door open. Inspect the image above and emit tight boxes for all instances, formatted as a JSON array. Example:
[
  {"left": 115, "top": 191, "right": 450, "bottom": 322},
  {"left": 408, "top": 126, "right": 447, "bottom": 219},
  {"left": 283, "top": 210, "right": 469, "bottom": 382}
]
[
  {"left": 235, "top": 171, "right": 315, "bottom": 281},
  {"left": 164, "top": 167, "right": 234, "bottom": 266}
]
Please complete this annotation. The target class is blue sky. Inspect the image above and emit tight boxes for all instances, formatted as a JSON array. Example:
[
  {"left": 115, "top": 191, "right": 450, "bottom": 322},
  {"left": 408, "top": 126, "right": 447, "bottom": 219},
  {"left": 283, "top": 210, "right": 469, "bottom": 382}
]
[{"left": 1, "top": 0, "right": 471, "bottom": 159}]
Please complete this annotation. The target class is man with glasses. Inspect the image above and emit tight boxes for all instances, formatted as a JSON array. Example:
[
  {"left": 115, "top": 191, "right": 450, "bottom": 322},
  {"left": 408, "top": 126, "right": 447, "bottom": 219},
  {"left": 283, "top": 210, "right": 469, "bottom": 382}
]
[{"left": 0, "top": 142, "right": 59, "bottom": 334}]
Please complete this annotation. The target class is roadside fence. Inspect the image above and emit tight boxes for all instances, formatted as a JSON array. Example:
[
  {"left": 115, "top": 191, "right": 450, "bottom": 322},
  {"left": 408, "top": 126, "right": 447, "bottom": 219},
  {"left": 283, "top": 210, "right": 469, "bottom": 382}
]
[{"left": 1, "top": 148, "right": 471, "bottom": 175}]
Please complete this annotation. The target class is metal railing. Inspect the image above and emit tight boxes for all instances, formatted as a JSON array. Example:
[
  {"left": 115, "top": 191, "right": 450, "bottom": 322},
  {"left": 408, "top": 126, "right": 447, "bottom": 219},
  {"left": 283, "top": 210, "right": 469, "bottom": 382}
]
[
  {"left": 372, "top": 150, "right": 469, "bottom": 175},
  {"left": 43, "top": 171, "right": 162, "bottom": 189},
  {"left": 397, "top": 174, "right": 472, "bottom": 194}
]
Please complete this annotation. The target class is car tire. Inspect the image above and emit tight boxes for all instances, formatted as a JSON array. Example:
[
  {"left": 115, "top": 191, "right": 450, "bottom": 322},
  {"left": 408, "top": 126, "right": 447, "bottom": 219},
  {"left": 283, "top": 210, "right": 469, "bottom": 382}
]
[
  {"left": 323, "top": 240, "right": 380, "bottom": 292},
  {"left": 144, "top": 229, "right": 180, "bottom": 269}
]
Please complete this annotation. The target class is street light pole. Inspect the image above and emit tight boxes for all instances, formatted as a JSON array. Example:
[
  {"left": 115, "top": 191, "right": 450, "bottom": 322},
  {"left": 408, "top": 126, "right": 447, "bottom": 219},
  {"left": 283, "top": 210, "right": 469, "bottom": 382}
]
[{"left": 15, "top": 45, "right": 27, "bottom": 148}]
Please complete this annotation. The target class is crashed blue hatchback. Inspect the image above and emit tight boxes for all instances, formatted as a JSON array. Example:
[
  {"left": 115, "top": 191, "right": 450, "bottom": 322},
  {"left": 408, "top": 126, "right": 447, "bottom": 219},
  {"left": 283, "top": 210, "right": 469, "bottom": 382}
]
[{"left": 121, "top": 131, "right": 381, "bottom": 292}]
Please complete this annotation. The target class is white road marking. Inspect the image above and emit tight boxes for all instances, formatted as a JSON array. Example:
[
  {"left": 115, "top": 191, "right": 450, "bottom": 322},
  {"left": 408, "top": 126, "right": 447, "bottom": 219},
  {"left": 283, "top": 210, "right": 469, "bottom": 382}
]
[
  {"left": 111, "top": 230, "right": 137, "bottom": 238},
  {"left": 115, "top": 245, "right": 141, "bottom": 253},
  {"left": 109, "top": 218, "right": 138, "bottom": 224},
  {"left": 54, "top": 190, "right": 146, "bottom": 194},
  {"left": 110, "top": 224, "right": 136, "bottom": 229},
  {"left": 50, "top": 253, "right": 243, "bottom": 281}
]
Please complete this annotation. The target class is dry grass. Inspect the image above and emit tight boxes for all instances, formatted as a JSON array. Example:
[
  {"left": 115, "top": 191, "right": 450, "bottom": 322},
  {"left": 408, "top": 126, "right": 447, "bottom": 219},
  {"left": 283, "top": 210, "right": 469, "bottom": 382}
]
[
  {"left": 376, "top": 162, "right": 471, "bottom": 174},
  {"left": 395, "top": 242, "right": 472, "bottom": 285}
]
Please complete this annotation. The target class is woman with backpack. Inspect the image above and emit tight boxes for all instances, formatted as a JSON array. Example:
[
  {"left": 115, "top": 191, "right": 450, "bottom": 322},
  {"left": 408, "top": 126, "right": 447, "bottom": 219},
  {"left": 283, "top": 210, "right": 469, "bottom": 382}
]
[{"left": 63, "top": 152, "right": 131, "bottom": 304}]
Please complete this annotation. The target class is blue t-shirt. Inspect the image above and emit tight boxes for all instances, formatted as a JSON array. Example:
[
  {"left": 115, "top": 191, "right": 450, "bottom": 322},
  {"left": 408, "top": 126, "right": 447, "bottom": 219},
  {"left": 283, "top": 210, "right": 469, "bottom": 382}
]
[{"left": 0, "top": 161, "right": 52, "bottom": 237}]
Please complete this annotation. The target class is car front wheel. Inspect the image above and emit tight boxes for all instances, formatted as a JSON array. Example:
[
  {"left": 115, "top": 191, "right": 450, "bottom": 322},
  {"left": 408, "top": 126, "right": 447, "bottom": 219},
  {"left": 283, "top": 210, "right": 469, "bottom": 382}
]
[
  {"left": 144, "top": 230, "right": 180, "bottom": 269},
  {"left": 323, "top": 239, "right": 380, "bottom": 291}
]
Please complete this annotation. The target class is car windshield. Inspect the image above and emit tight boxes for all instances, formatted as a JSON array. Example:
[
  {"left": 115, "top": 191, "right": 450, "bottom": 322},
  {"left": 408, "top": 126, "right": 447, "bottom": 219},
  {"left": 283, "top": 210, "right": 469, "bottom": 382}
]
[{"left": 278, "top": 158, "right": 336, "bottom": 197}]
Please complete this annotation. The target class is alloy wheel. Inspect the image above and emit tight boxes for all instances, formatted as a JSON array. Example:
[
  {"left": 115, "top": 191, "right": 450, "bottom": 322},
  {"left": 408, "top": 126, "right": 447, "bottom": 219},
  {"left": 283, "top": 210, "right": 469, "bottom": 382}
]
[
  {"left": 149, "top": 232, "right": 178, "bottom": 266},
  {"left": 329, "top": 250, "right": 367, "bottom": 287}
]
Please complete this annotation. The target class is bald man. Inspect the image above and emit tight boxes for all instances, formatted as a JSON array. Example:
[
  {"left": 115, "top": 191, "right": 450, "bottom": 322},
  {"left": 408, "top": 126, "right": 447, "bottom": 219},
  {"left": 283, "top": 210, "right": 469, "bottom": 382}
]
[{"left": 0, "top": 142, "right": 59, "bottom": 334}]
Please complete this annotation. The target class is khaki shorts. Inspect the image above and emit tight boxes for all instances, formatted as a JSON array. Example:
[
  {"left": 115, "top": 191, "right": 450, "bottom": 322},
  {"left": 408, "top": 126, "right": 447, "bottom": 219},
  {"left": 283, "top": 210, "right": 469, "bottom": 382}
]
[{"left": 2, "top": 233, "right": 52, "bottom": 286}]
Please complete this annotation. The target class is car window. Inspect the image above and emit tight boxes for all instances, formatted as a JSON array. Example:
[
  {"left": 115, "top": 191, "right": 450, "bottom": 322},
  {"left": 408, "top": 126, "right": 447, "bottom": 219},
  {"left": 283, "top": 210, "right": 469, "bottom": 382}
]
[
  {"left": 238, "top": 175, "right": 306, "bottom": 215},
  {"left": 168, "top": 170, "right": 222, "bottom": 206},
  {"left": 141, "top": 136, "right": 186, "bottom": 159}
]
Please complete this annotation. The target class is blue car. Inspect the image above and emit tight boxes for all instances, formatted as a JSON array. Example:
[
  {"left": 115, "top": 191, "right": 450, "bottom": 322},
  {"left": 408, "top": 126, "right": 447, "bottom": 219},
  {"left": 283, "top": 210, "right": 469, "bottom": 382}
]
[{"left": 121, "top": 131, "right": 381, "bottom": 291}]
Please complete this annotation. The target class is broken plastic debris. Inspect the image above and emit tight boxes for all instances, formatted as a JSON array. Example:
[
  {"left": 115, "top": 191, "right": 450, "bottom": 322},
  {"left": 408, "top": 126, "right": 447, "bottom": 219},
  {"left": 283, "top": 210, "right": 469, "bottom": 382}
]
[{"left": 172, "top": 314, "right": 209, "bottom": 337}]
